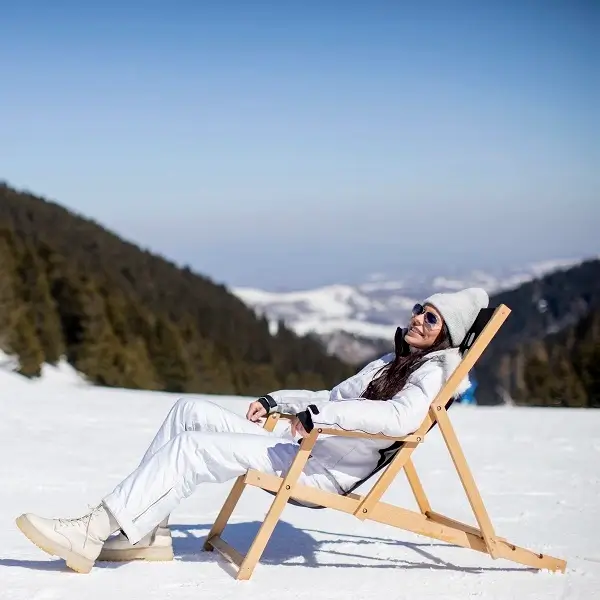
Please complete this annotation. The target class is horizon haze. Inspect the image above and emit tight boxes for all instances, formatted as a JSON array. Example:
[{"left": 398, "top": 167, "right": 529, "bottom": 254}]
[{"left": 2, "top": 1, "right": 598, "bottom": 288}]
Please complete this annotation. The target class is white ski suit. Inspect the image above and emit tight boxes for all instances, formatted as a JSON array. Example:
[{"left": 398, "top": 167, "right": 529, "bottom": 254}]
[{"left": 103, "top": 347, "right": 469, "bottom": 545}]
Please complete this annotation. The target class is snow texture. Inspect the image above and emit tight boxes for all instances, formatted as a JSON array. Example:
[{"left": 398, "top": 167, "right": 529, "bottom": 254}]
[
  {"left": 232, "top": 259, "right": 586, "bottom": 340},
  {"left": 1, "top": 358, "right": 599, "bottom": 599}
]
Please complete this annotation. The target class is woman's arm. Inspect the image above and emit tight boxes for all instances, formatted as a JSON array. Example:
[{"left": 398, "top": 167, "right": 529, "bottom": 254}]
[
  {"left": 257, "top": 389, "right": 332, "bottom": 415},
  {"left": 294, "top": 369, "right": 444, "bottom": 438}
]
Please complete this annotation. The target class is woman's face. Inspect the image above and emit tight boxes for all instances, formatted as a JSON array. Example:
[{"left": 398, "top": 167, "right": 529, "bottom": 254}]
[{"left": 404, "top": 303, "right": 444, "bottom": 350}]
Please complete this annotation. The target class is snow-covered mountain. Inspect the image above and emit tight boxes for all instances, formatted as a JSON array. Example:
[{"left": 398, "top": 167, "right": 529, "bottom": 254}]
[{"left": 233, "top": 259, "right": 583, "bottom": 363}]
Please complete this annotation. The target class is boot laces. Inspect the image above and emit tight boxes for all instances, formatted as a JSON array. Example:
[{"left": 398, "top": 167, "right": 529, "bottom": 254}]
[{"left": 57, "top": 504, "right": 103, "bottom": 529}]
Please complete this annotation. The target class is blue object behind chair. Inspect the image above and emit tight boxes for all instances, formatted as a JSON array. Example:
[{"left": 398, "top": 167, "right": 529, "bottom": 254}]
[{"left": 459, "top": 372, "right": 478, "bottom": 404}]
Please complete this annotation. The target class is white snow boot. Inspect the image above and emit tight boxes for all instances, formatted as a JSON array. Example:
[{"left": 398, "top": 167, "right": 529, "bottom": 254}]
[
  {"left": 16, "top": 503, "right": 118, "bottom": 573},
  {"left": 98, "top": 521, "right": 173, "bottom": 562}
]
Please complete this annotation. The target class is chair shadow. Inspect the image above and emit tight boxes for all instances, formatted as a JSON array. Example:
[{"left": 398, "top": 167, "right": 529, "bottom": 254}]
[
  {"left": 172, "top": 521, "right": 536, "bottom": 574},
  {"left": 0, "top": 520, "right": 537, "bottom": 575}
]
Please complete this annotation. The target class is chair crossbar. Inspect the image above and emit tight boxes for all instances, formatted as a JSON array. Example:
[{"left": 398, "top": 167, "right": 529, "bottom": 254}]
[{"left": 209, "top": 469, "right": 566, "bottom": 574}]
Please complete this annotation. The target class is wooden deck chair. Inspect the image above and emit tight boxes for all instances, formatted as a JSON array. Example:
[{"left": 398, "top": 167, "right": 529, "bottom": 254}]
[{"left": 203, "top": 304, "right": 567, "bottom": 579}]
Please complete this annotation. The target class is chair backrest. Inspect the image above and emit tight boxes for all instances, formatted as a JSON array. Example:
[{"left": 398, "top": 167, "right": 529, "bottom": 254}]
[
  {"left": 459, "top": 307, "right": 497, "bottom": 354},
  {"left": 341, "top": 306, "right": 499, "bottom": 497},
  {"left": 280, "top": 307, "right": 502, "bottom": 508}
]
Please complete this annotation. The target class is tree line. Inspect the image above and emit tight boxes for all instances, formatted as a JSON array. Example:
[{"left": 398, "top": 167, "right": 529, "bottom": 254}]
[
  {"left": 476, "top": 258, "right": 600, "bottom": 407},
  {"left": 0, "top": 182, "right": 353, "bottom": 394},
  {"left": 1, "top": 181, "right": 598, "bottom": 407}
]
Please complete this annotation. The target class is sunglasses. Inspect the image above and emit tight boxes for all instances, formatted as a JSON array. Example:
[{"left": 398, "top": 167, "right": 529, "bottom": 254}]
[{"left": 412, "top": 303, "right": 439, "bottom": 329}]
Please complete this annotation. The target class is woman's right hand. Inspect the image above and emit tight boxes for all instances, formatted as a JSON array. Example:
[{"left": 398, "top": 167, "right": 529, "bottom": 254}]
[{"left": 246, "top": 400, "right": 267, "bottom": 422}]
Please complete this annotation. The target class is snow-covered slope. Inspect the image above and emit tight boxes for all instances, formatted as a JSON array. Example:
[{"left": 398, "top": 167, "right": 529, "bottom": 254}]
[
  {"left": 233, "top": 259, "right": 582, "bottom": 343},
  {"left": 1, "top": 364, "right": 598, "bottom": 598}
]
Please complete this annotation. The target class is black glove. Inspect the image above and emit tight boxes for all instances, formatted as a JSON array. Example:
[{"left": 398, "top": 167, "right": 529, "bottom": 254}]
[
  {"left": 257, "top": 394, "right": 277, "bottom": 414},
  {"left": 294, "top": 405, "right": 320, "bottom": 433}
]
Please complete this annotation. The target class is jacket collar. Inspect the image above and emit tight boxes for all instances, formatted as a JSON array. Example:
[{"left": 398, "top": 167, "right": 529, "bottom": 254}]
[
  {"left": 425, "top": 347, "right": 471, "bottom": 397},
  {"left": 382, "top": 346, "right": 471, "bottom": 398}
]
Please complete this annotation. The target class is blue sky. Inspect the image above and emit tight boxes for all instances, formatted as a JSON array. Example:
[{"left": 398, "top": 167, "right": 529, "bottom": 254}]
[{"left": 1, "top": 1, "right": 598, "bottom": 288}]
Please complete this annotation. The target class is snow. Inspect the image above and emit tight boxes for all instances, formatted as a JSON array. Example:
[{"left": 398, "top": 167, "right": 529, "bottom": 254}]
[
  {"left": 292, "top": 318, "right": 397, "bottom": 339},
  {"left": 231, "top": 258, "right": 592, "bottom": 343},
  {"left": 37, "top": 360, "right": 90, "bottom": 388},
  {"left": 234, "top": 284, "right": 397, "bottom": 338},
  {"left": 526, "top": 259, "right": 584, "bottom": 278},
  {"left": 235, "top": 284, "right": 374, "bottom": 318},
  {"left": 1, "top": 363, "right": 599, "bottom": 599},
  {"left": 358, "top": 280, "right": 406, "bottom": 292}
]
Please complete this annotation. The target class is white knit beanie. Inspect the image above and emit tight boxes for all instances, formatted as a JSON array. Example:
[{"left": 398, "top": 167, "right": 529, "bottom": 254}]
[{"left": 424, "top": 287, "right": 489, "bottom": 347}]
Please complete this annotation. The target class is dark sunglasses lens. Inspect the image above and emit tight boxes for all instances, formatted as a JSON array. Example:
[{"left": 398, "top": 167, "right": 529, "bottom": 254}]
[
  {"left": 412, "top": 303, "right": 424, "bottom": 315},
  {"left": 425, "top": 312, "right": 438, "bottom": 326}
]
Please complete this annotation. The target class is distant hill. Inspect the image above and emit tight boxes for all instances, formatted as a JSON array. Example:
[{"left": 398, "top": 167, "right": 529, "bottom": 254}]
[
  {"left": 507, "top": 306, "right": 600, "bottom": 408},
  {"left": 235, "top": 255, "right": 600, "bottom": 407},
  {"left": 475, "top": 258, "right": 600, "bottom": 407},
  {"left": 232, "top": 258, "right": 584, "bottom": 364},
  {"left": 0, "top": 182, "right": 353, "bottom": 394}
]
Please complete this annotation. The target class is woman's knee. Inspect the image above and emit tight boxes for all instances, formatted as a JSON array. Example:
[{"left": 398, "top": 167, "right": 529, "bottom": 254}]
[
  {"left": 169, "top": 430, "right": 247, "bottom": 485},
  {"left": 172, "top": 397, "right": 221, "bottom": 429}
]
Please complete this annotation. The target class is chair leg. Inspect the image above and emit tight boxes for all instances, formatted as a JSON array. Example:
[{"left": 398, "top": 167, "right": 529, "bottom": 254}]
[
  {"left": 236, "top": 486, "right": 290, "bottom": 580},
  {"left": 434, "top": 406, "right": 500, "bottom": 558},
  {"left": 204, "top": 476, "right": 247, "bottom": 551},
  {"left": 204, "top": 413, "right": 282, "bottom": 551},
  {"left": 236, "top": 430, "right": 319, "bottom": 580},
  {"left": 404, "top": 458, "right": 432, "bottom": 514}
]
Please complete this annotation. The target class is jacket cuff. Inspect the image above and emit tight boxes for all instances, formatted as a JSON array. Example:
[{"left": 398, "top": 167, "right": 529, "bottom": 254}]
[
  {"left": 257, "top": 394, "right": 277, "bottom": 414},
  {"left": 296, "top": 404, "right": 320, "bottom": 433}
]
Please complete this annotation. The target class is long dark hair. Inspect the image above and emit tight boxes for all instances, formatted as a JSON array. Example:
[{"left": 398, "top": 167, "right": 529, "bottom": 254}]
[{"left": 361, "top": 323, "right": 451, "bottom": 401}]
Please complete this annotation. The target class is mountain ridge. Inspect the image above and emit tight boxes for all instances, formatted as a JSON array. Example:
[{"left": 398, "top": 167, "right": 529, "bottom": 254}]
[
  {"left": 0, "top": 181, "right": 353, "bottom": 393},
  {"left": 232, "top": 258, "right": 587, "bottom": 363},
  {"left": 235, "top": 257, "right": 600, "bottom": 407}
]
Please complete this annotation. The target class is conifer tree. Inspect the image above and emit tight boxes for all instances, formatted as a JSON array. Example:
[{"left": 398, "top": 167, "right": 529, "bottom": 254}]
[
  {"left": 146, "top": 315, "right": 193, "bottom": 392},
  {"left": 0, "top": 229, "right": 45, "bottom": 375},
  {"left": 16, "top": 240, "right": 65, "bottom": 364}
]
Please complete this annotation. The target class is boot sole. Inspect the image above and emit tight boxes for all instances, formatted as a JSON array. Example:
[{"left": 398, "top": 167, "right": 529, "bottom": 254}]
[
  {"left": 15, "top": 515, "right": 94, "bottom": 574},
  {"left": 97, "top": 545, "right": 174, "bottom": 562}
]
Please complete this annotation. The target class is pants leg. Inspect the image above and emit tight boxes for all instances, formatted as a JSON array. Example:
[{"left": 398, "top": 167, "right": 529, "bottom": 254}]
[
  {"left": 103, "top": 398, "right": 339, "bottom": 544},
  {"left": 138, "top": 396, "right": 274, "bottom": 466},
  {"left": 129, "top": 397, "right": 274, "bottom": 530}
]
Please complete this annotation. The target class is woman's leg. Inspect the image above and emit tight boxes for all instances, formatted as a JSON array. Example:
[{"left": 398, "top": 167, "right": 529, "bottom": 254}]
[
  {"left": 16, "top": 398, "right": 339, "bottom": 573},
  {"left": 100, "top": 397, "right": 278, "bottom": 561},
  {"left": 134, "top": 397, "right": 274, "bottom": 527},
  {"left": 103, "top": 428, "right": 337, "bottom": 545},
  {"left": 137, "top": 396, "right": 274, "bottom": 466}
]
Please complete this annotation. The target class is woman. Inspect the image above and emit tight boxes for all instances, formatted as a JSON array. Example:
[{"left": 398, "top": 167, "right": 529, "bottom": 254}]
[{"left": 16, "top": 287, "right": 488, "bottom": 573}]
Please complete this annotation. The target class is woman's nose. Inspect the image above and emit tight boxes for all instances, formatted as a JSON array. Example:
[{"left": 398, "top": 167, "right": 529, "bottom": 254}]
[{"left": 412, "top": 313, "right": 424, "bottom": 326}]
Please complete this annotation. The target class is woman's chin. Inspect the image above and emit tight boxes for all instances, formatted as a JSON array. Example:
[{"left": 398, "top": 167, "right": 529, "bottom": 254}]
[{"left": 404, "top": 332, "right": 423, "bottom": 348}]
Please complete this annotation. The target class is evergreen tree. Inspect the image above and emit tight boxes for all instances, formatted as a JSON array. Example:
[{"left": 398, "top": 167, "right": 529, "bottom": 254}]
[
  {"left": 546, "top": 355, "right": 587, "bottom": 407},
  {"left": 0, "top": 228, "right": 21, "bottom": 347},
  {"left": 572, "top": 311, "right": 600, "bottom": 407},
  {"left": 11, "top": 309, "right": 45, "bottom": 377},
  {"left": 0, "top": 228, "right": 45, "bottom": 376},
  {"left": 146, "top": 315, "right": 193, "bottom": 393},
  {"left": 6, "top": 180, "right": 599, "bottom": 404},
  {"left": 16, "top": 240, "right": 65, "bottom": 364}
]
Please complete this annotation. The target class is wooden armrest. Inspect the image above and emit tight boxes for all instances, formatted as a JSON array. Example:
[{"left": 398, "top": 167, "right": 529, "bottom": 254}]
[
  {"left": 316, "top": 428, "right": 423, "bottom": 443},
  {"left": 264, "top": 413, "right": 422, "bottom": 443},
  {"left": 273, "top": 413, "right": 295, "bottom": 420}
]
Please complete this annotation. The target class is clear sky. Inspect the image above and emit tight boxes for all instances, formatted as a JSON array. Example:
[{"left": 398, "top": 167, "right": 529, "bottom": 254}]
[{"left": 1, "top": 1, "right": 598, "bottom": 288}]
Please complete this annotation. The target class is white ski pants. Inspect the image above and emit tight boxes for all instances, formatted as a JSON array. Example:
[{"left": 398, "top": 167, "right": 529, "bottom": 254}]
[{"left": 103, "top": 397, "right": 341, "bottom": 544}]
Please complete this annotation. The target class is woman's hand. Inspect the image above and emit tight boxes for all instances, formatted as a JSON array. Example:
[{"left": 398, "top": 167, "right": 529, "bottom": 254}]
[
  {"left": 246, "top": 400, "right": 267, "bottom": 423},
  {"left": 290, "top": 416, "right": 309, "bottom": 438}
]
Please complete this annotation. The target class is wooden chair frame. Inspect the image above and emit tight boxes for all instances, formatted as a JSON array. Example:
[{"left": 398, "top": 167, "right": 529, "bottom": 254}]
[{"left": 203, "top": 304, "right": 567, "bottom": 579}]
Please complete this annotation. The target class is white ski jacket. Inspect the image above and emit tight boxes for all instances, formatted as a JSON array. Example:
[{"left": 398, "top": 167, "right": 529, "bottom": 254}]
[{"left": 265, "top": 347, "right": 470, "bottom": 491}]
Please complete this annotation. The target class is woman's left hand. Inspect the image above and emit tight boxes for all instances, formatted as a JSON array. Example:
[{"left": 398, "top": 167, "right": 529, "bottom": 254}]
[{"left": 290, "top": 416, "right": 309, "bottom": 438}]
